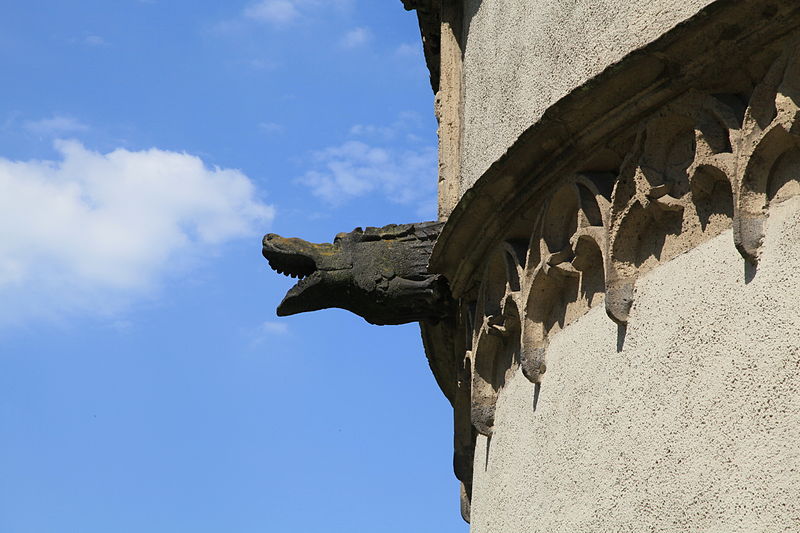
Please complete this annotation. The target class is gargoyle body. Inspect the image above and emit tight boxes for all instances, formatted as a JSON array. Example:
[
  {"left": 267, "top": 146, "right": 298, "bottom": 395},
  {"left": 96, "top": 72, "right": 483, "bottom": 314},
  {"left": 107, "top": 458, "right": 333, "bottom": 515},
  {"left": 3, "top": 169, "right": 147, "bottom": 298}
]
[{"left": 262, "top": 221, "right": 451, "bottom": 325}]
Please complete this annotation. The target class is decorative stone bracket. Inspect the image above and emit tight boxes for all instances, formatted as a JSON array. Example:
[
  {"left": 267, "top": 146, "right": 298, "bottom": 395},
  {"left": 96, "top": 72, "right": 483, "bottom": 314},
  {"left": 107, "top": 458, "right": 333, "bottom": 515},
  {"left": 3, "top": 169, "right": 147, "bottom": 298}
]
[
  {"left": 429, "top": 31, "right": 800, "bottom": 520},
  {"left": 458, "top": 42, "right": 800, "bottom": 430}
]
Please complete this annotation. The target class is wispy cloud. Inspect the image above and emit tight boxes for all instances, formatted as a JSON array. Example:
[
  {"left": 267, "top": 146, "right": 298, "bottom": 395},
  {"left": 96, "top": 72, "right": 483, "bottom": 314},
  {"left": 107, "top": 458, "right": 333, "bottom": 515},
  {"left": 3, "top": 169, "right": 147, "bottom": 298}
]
[
  {"left": 243, "top": 57, "right": 280, "bottom": 71},
  {"left": 241, "top": 0, "right": 352, "bottom": 27},
  {"left": 348, "top": 111, "right": 423, "bottom": 141},
  {"left": 297, "top": 113, "right": 437, "bottom": 216},
  {"left": 0, "top": 140, "right": 274, "bottom": 326},
  {"left": 23, "top": 115, "right": 89, "bottom": 136},
  {"left": 261, "top": 321, "right": 289, "bottom": 335},
  {"left": 244, "top": 0, "right": 299, "bottom": 25},
  {"left": 340, "top": 27, "right": 371, "bottom": 49},
  {"left": 348, "top": 124, "right": 394, "bottom": 138},
  {"left": 395, "top": 42, "right": 421, "bottom": 58},
  {"left": 247, "top": 320, "right": 291, "bottom": 349},
  {"left": 258, "top": 121, "right": 283, "bottom": 134},
  {"left": 84, "top": 35, "right": 107, "bottom": 46}
]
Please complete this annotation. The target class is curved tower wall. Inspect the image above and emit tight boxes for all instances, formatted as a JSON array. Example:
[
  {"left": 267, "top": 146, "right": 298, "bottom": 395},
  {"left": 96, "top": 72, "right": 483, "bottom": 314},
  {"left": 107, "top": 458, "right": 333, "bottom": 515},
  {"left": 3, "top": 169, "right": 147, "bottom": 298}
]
[
  {"left": 459, "top": 0, "right": 715, "bottom": 193},
  {"left": 470, "top": 211, "right": 800, "bottom": 532}
]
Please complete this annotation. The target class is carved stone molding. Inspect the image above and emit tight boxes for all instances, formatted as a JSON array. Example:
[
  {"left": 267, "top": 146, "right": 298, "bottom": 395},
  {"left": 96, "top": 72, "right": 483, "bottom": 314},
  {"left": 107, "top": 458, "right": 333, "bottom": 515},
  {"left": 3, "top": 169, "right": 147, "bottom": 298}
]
[
  {"left": 423, "top": 17, "right": 800, "bottom": 519},
  {"left": 735, "top": 47, "right": 800, "bottom": 264},
  {"left": 430, "top": 2, "right": 800, "bottom": 296}
]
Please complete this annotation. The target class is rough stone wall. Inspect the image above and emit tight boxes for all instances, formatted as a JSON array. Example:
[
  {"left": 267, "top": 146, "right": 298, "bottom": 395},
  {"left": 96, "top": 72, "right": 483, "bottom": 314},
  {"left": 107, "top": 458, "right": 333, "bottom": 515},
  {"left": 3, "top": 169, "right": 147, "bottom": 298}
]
[
  {"left": 469, "top": 199, "right": 800, "bottom": 532},
  {"left": 460, "top": 0, "right": 717, "bottom": 194}
]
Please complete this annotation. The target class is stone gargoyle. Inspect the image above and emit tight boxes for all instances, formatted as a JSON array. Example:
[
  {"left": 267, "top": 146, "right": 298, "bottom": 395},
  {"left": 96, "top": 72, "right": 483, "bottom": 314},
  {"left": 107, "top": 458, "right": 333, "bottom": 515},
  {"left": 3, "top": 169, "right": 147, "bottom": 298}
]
[{"left": 262, "top": 221, "right": 452, "bottom": 325}]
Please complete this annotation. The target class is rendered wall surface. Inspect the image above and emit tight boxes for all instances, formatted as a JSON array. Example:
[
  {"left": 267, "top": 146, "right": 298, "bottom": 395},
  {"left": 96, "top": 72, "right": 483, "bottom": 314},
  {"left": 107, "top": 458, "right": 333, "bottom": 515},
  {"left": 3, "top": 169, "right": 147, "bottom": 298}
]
[
  {"left": 459, "top": 0, "right": 717, "bottom": 193},
  {"left": 469, "top": 197, "right": 800, "bottom": 532}
]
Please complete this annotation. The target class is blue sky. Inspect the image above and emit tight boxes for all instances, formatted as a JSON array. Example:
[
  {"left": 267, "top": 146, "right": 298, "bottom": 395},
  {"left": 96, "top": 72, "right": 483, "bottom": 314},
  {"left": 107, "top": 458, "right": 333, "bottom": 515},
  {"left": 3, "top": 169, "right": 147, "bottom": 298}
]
[{"left": 0, "top": 1, "right": 466, "bottom": 531}]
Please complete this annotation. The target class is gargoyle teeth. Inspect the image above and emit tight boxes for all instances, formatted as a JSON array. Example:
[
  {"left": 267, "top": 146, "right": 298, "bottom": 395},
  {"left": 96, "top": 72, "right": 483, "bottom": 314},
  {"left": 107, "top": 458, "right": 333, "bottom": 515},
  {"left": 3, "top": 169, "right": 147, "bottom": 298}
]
[
  {"left": 266, "top": 256, "right": 317, "bottom": 279},
  {"left": 263, "top": 234, "right": 322, "bottom": 284}
]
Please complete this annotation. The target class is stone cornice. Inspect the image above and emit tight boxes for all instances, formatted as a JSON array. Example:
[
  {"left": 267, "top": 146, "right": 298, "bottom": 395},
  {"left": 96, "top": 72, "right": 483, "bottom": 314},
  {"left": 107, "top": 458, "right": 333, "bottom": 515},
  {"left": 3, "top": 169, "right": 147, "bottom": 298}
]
[
  {"left": 430, "top": 0, "right": 800, "bottom": 297},
  {"left": 421, "top": 1, "right": 800, "bottom": 519}
]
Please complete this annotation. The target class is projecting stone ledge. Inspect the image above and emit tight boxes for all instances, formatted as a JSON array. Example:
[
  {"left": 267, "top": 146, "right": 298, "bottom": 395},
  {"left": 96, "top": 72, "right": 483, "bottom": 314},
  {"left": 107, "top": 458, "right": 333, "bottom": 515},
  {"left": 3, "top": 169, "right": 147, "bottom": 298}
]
[{"left": 262, "top": 221, "right": 453, "bottom": 326}]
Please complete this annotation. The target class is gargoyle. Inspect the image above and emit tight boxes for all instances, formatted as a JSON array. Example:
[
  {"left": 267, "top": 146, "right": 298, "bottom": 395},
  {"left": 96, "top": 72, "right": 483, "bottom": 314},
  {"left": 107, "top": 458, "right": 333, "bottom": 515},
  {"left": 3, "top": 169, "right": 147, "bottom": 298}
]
[{"left": 262, "top": 221, "right": 452, "bottom": 325}]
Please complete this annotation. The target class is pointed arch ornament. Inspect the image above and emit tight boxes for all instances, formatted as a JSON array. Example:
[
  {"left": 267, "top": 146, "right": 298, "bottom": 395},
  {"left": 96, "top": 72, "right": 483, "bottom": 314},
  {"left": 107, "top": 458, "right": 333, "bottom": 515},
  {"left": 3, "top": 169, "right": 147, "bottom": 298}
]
[{"left": 423, "top": 5, "right": 800, "bottom": 517}]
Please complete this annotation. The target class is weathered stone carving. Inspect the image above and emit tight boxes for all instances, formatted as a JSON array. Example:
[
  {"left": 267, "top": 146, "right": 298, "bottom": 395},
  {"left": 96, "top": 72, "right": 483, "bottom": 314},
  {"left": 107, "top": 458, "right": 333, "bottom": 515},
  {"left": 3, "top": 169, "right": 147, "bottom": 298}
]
[
  {"left": 735, "top": 47, "right": 800, "bottom": 265},
  {"left": 429, "top": 38, "right": 800, "bottom": 519},
  {"left": 606, "top": 92, "right": 739, "bottom": 322},
  {"left": 262, "top": 221, "right": 452, "bottom": 326},
  {"left": 459, "top": 43, "right": 800, "bottom": 362}
]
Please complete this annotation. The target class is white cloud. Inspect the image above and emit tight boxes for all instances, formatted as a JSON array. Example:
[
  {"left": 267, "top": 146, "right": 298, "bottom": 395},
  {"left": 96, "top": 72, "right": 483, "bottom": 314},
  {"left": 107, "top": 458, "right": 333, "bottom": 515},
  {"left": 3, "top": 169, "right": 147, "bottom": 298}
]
[
  {"left": 243, "top": 58, "right": 279, "bottom": 71},
  {"left": 24, "top": 115, "right": 89, "bottom": 136},
  {"left": 340, "top": 27, "right": 371, "bottom": 49},
  {"left": 258, "top": 121, "right": 283, "bottom": 134},
  {"left": 0, "top": 140, "right": 274, "bottom": 325},
  {"left": 348, "top": 112, "right": 423, "bottom": 141},
  {"left": 248, "top": 320, "right": 290, "bottom": 348},
  {"left": 84, "top": 35, "right": 107, "bottom": 46},
  {"left": 297, "top": 114, "right": 436, "bottom": 215},
  {"left": 297, "top": 139, "right": 437, "bottom": 215},
  {"left": 395, "top": 43, "right": 420, "bottom": 58},
  {"left": 260, "top": 321, "right": 289, "bottom": 335},
  {"left": 348, "top": 124, "right": 394, "bottom": 139},
  {"left": 244, "top": 0, "right": 299, "bottom": 24},
  {"left": 241, "top": 0, "right": 352, "bottom": 26}
]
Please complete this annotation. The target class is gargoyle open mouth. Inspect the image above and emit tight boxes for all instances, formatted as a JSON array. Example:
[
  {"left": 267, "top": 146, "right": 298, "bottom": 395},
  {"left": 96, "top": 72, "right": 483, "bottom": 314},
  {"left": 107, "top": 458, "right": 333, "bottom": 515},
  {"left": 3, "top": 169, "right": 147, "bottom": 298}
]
[
  {"left": 262, "top": 233, "right": 322, "bottom": 289},
  {"left": 263, "top": 248, "right": 316, "bottom": 280},
  {"left": 262, "top": 232, "right": 341, "bottom": 316}
]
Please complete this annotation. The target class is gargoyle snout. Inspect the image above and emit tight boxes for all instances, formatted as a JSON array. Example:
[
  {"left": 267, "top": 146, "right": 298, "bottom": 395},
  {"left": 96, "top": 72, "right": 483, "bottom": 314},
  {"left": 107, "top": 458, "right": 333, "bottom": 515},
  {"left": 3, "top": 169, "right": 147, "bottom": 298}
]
[
  {"left": 262, "top": 233, "right": 293, "bottom": 253},
  {"left": 262, "top": 233, "right": 319, "bottom": 280}
]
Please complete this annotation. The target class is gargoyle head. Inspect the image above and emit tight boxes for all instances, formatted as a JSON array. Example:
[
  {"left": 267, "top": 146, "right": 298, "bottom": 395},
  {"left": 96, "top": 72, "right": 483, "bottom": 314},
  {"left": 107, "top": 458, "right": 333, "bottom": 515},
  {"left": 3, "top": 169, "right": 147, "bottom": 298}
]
[
  {"left": 262, "top": 233, "right": 352, "bottom": 318},
  {"left": 262, "top": 222, "right": 452, "bottom": 325}
]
